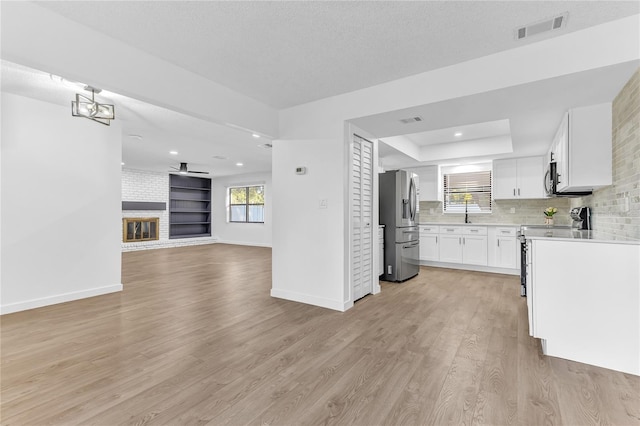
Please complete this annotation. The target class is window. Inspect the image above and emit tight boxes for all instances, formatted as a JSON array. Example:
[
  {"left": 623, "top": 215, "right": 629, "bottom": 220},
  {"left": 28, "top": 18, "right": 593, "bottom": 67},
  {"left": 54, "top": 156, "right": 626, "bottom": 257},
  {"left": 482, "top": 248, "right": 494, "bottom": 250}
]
[
  {"left": 443, "top": 171, "right": 492, "bottom": 213},
  {"left": 229, "top": 186, "right": 265, "bottom": 223}
]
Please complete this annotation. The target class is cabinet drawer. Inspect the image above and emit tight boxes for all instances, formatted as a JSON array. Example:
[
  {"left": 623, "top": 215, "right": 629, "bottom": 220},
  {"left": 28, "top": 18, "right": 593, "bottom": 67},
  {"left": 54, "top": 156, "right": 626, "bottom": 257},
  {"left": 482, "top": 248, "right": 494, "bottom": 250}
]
[
  {"left": 462, "top": 226, "right": 487, "bottom": 236},
  {"left": 439, "top": 226, "right": 462, "bottom": 234},
  {"left": 419, "top": 225, "right": 439, "bottom": 234},
  {"left": 495, "top": 227, "right": 517, "bottom": 237}
]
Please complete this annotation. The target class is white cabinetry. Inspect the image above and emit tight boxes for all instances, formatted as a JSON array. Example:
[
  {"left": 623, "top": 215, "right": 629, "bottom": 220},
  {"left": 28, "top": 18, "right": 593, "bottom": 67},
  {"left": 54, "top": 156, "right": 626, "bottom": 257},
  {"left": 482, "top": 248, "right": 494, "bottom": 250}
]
[
  {"left": 493, "top": 157, "right": 545, "bottom": 199},
  {"left": 552, "top": 103, "right": 612, "bottom": 192},
  {"left": 530, "top": 239, "right": 639, "bottom": 375},
  {"left": 405, "top": 166, "right": 439, "bottom": 201},
  {"left": 419, "top": 225, "right": 439, "bottom": 261},
  {"left": 437, "top": 226, "right": 487, "bottom": 266},
  {"left": 438, "top": 226, "right": 463, "bottom": 263},
  {"left": 462, "top": 227, "right": 488, "bottom": 266},
  {"left": 488, "top": 226, "right": 519, "bottom": 269}
]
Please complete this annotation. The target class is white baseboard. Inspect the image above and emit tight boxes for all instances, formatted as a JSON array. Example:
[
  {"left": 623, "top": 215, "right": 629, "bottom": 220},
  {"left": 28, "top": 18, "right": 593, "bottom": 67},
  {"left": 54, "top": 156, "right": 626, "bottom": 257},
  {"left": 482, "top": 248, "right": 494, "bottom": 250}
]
[
  {"left": 419, "top": 261, "right": 519, "bottom": 276},
  {"left": 217, "top": 240, "right": 272, "bottom": 248},
  {"left": 0, "top": 284, "right": 123, "bottom": 315},
  {"left": 271, "top": 288, "right": 345, "bottom": 312}
]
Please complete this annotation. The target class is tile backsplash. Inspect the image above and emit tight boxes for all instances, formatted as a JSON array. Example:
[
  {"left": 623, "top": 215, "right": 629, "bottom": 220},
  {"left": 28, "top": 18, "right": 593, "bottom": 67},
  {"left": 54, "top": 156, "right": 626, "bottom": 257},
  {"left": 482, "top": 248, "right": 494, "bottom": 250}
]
[{"left": 419, "top": 198, "right": 571, "bottom": 226}]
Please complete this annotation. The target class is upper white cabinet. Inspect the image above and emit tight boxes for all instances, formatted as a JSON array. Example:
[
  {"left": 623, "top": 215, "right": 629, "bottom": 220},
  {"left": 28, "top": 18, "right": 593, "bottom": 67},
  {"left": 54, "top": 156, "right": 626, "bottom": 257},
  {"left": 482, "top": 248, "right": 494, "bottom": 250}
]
[
  {"left": 552, "top": 103, "right": 612, "bottom": 192},
  {"left": 493, "top": 156, "right": 546, "bottom": 199},
  {"left": 405, "top": 166, "right": 439, "bottom": 201}
]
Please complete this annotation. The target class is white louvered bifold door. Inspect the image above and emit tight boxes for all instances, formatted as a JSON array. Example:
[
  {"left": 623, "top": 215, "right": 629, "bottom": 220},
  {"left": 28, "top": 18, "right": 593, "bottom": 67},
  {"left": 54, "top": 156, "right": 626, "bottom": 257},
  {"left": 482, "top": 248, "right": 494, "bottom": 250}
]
[{"left": 351, "top": 135, "right": 374, "bottom": 302}]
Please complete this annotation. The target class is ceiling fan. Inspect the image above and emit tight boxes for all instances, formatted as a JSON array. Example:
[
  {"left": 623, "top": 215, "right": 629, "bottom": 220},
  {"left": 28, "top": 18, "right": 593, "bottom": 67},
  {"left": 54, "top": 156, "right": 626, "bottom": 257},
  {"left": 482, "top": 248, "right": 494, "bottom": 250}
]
[{"left": 170, "top": 162, "right": 209, "bottom": 175}]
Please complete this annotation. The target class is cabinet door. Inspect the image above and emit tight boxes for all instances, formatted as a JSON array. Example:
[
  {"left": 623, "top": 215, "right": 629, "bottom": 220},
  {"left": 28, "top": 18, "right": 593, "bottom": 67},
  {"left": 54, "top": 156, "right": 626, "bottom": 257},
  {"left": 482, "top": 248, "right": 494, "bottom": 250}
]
[
  {"left": 419, "top": 233, "right": 439, "bottom": 261},
  {"left": 492, "top": 159, "right": 517, "bottom": 199},
  {"left": 516, "top": 157, "right": 545, "bottom": 199},
  {"left": 462, "top": 235, "right": 488, "bottom": 266},
  {"left": 495, "top": 236, "right": 517, "bottom": 269},
  {"left": 439, "top": 234, "right": 462, "bottom": 263}
]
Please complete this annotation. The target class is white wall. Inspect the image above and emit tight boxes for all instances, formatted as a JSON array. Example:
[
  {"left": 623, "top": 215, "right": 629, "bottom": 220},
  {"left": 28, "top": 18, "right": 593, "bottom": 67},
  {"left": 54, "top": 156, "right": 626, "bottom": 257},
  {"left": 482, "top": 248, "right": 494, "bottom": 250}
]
[
  {"left": 211, "top": 172, "right": 272, "bottom": 247},
  {"left": 1, "top": 93, "right": 122, "bottom": 314},
  {"left": 271, "top": 139, "right": 347, "bottom": 311}
]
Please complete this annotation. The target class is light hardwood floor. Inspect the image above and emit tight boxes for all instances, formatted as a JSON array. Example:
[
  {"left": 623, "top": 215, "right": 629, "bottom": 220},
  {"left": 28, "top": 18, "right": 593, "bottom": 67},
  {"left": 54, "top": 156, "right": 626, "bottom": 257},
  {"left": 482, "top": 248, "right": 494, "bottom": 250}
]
[{"left": 1, "top": 243, "right": 638, "bottom": 425}]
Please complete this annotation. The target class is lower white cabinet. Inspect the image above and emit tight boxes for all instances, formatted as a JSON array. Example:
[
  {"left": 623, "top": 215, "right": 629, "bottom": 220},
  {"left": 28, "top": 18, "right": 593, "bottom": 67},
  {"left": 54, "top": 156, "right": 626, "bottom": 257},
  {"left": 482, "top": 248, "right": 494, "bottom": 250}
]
[
  {"left": 462, "top": 235, "right": 488, "bottom": 266},
  {"left": 439, "top": 226, "right": 463, "bottom": 263},
  {"left": 437, "top": 226, "right": 487, "bottom": 266},
  {"left": 439, "top": 234, "right": 462, "bottom": 263},
  {"left": 419, "top": 224, "right": 520, "bottom": 273},
  {"left": 488, "top": 227, "right": 519, "bottom": 269},
  {"left": 419, "top": 225, "right": 439, "bottom": 261}
]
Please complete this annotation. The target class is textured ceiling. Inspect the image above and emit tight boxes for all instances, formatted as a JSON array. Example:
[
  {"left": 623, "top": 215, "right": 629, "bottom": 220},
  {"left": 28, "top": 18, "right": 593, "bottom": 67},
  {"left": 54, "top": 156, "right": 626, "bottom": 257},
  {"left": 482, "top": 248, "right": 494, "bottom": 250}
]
[{"left": 36, "top": 1, "right": 640, "bottom": 108}]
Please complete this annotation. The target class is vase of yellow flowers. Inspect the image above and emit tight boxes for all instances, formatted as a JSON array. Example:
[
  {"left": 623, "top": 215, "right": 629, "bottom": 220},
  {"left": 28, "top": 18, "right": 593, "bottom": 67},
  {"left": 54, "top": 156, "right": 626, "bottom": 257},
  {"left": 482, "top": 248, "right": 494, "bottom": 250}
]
[{"left": 544, "top": 207, "right": 557, "bottom": 226}]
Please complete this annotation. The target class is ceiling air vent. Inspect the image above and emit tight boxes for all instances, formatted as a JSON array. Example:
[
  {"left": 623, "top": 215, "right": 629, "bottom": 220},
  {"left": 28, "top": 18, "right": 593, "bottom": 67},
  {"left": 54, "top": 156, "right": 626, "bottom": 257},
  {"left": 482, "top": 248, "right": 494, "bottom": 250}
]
[
  {"left": 399, "top": 116, "right": 423, "bottom": 124},
  {"left": 516, "top": 13, "right": 568, "bottom": 40},
  {"left": 258, "top": 143, "right": 273, "bottom": 149}
]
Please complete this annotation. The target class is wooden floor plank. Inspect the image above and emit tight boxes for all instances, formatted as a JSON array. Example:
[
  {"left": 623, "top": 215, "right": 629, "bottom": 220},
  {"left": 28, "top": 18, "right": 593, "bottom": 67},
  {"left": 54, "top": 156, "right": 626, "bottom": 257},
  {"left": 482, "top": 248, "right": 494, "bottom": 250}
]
[{"left": 1, "top": 244, "right": 638, "bottom": 425}]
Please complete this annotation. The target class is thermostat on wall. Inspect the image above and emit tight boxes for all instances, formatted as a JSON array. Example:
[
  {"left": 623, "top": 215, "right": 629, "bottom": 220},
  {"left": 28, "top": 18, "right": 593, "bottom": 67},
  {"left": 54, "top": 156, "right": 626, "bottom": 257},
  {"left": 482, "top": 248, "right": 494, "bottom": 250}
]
[{"left": 295, "top": 167, "right": 307, "bottom": 175}]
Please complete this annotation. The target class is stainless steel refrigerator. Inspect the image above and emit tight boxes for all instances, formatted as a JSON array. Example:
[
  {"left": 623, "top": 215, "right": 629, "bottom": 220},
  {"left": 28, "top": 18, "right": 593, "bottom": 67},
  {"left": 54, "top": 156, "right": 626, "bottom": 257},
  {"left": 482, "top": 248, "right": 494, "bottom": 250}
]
[{"left": 379, "top": 170, "right": 420, "bottom": 282}]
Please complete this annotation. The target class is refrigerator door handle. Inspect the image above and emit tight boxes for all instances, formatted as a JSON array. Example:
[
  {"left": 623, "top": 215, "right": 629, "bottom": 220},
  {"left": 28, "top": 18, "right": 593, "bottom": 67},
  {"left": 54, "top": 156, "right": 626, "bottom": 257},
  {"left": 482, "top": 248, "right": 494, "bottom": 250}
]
[{"left": 407, "top": 177, "right": 414, "bottom": 222}]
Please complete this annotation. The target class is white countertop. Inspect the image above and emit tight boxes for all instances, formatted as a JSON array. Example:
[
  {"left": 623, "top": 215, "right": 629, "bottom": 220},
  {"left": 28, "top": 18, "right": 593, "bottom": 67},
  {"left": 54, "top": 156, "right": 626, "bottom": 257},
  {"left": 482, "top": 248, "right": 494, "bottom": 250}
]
[{"left": 524, "top": 228, "right": 639, "bottom": 245}]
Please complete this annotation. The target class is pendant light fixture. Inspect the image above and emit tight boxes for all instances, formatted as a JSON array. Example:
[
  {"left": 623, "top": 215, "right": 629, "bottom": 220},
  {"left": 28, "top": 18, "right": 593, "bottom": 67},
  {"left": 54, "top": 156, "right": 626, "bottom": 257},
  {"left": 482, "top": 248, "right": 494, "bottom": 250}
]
[{"left": 71, "top": 85, "right": 115, "bottom": 126}]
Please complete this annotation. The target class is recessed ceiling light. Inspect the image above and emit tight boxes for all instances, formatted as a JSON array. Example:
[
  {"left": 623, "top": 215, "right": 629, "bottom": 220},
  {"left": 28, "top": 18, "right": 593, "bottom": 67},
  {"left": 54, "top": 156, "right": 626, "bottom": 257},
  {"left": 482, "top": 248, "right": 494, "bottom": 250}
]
[
  {"left": 454, "top": 132, "right": 463, "bottom": 137},
  {"left": 128, "top": 134, "right": 143, "bottom": 140},
  {"left": 252, "top": 133, "right": 260, "bottom": 138},
  {"left": 236, "top": 162, "right": 244, "bottom": 166},
  {"left": 170, "top": 151, "right": 178, "bottom": 155}
]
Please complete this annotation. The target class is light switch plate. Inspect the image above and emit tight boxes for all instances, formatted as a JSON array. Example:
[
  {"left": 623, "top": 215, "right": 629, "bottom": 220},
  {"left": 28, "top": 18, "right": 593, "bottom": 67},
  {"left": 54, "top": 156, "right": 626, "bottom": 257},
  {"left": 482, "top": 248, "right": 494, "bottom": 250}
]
[{"left": 319, "top": 199, "right": 328, "bottom": 209}]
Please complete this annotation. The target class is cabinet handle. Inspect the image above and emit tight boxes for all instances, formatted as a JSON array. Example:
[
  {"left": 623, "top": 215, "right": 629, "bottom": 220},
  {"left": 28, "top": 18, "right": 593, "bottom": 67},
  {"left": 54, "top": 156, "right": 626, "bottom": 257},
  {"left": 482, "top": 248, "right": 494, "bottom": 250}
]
[
  {"left": 513, "top": 188, "right": 516, "bottom": 196},
  {"left": 447, "top": 228, "right": 454, "bottom": 232},
  {"left": 498, "top": 240, "right": 500, "bottom": 247},
  {"left": 518, "top": 188, "right": 520, "bottom": 196},
  {"left": 436, "top": 236, "right": 438, "bottom": 244},
  {"left": 470, "top": 229, "right": 478, "bottom": 232},
  {"left": 463, "top": 237, "right": 466, "bottom": 244}
]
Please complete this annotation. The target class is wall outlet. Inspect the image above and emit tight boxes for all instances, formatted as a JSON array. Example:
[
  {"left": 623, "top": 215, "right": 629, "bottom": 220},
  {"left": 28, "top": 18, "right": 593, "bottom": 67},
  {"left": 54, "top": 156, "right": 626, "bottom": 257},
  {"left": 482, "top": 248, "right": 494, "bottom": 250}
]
[
  {"left": 510, "top": 207, "right": 516, "bottom": 214},
  {"left": 319, "top": 199, "right": 328, "bottom": 209}
]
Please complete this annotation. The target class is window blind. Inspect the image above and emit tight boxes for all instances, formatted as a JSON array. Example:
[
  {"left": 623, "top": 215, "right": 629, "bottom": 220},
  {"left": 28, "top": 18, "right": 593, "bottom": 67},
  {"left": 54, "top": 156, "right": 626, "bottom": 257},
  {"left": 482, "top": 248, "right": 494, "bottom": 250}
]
[{"left": 443, "top": 171, "right": 492, "bottom": 213}]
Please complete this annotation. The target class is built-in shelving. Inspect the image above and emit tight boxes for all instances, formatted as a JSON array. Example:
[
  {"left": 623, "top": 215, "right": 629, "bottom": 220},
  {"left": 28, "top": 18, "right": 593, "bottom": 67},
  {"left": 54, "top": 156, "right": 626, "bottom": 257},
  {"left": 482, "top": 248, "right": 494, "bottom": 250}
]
[{"left": 169, "top": 175, "right": 211, "bottom": 239}]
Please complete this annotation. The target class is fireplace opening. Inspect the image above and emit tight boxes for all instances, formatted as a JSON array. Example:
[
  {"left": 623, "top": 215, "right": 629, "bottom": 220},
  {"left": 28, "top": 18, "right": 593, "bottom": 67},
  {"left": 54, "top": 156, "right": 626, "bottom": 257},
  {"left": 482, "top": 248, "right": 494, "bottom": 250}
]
[{"left": 123, "top": 217, "right": 159, "bottom": 242}]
